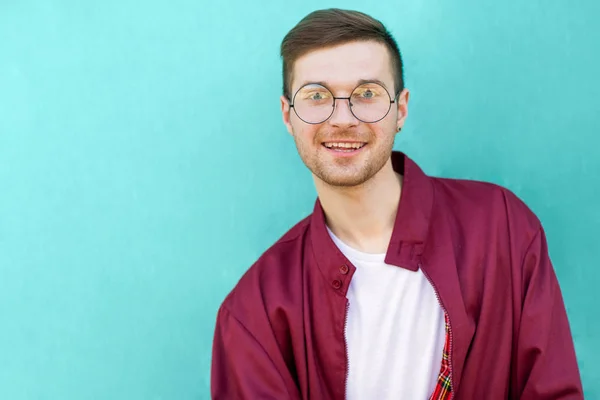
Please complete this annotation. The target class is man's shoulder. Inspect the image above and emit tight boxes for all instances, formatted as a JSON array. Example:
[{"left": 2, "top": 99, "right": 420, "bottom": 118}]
[
  {"left": 428, "top": 176, "right": 544, "bottom": 282},
  {"left": 221, "top": 213, "right": 312, "bottom": 317},
  {"left": 430, "top": 176, "right": 541, "bottom": 232},
  {"left": 272, "top": 213, "right": 313, "bottom": 247}
]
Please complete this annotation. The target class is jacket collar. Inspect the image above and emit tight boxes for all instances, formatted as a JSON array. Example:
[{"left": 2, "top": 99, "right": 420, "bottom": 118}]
[{"left": 309, "top": 151, "right": 434, "bottom": 296}]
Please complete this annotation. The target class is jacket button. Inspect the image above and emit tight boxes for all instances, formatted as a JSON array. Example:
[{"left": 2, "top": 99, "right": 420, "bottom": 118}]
[
  {"left": 339, "top": 264, "right": 349, "bottom": 275},
  {"left": 332, "top": 279, "right": 342, "bottom": 289}
]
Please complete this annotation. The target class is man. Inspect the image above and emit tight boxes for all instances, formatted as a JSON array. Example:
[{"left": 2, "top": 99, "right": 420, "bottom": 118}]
[{"left": 211, "top": 8, "right": 583, "bottom": 400}]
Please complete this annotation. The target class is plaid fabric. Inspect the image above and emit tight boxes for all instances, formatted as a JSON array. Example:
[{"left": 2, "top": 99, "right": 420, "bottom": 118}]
[{"left": 429, "top": 313, "right": 452, "bottom": 400}]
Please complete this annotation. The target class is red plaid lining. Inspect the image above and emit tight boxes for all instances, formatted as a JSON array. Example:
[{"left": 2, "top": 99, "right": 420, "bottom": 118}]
[{"left": 429, "top": 313, "right": 452, "bottom": 400}]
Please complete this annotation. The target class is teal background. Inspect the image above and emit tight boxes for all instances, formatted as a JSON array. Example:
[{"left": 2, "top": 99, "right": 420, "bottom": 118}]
[{"left": 1, "top": 0, "right": 598, "bottom": 398}]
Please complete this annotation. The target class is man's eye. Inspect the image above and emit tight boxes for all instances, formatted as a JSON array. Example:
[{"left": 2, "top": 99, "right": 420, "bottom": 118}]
[
  {"left": 310, "top": 92, "right": 327, "bottom": 100},
  {"left": 361, "top": 90, "right": 375, "bottom": 98}
]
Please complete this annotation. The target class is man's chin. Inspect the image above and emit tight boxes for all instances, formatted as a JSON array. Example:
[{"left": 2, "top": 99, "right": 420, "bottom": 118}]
[{"left": 314, "top": 170, "right": 371, "bottom": 188}]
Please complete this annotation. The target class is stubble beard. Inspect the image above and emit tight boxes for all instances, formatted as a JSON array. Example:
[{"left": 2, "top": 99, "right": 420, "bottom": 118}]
[{"left": 293, "top": 132, "right": 396, "bottom": 188}]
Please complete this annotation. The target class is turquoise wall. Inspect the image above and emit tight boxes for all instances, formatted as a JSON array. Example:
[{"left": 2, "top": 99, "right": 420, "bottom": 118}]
[{"left": 1, "top": 0, "right": 598, "bottom": 398}]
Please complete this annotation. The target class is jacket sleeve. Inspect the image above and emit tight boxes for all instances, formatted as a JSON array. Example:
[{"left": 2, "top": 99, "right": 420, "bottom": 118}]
[
  {"left": 211, "top": 304, "right": 299, "bottom": 400},
  {"left": 515, "top": 227, "right": 584, "bottom": 399}
]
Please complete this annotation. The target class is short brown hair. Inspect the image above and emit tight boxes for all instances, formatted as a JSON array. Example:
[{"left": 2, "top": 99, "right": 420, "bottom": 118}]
[{"left": 280, "top": 8, "right": 404, "bottom": 99}]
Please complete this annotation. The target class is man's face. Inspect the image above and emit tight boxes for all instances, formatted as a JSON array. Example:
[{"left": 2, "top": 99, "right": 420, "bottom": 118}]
[{"left": 281, "top": 40, "right": 409, "bottom": 187}]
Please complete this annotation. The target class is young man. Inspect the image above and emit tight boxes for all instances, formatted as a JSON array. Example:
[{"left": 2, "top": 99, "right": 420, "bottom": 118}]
[{"left": 211, "top": 8, "right": 583, "bottom": 400}]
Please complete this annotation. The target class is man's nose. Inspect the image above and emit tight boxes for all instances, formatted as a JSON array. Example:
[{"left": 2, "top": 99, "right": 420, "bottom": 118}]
[{"left": 328, "top": 98, "right": 359, "bottom": 127}]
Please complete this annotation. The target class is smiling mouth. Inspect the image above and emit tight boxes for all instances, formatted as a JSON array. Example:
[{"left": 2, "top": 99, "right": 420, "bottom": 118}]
[{"left": 322, "top": 142, "right": 367, "bottom": 152}]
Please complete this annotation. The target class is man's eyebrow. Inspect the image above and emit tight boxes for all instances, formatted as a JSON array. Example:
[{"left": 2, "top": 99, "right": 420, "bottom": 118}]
[
  {"left": 295, "top": 79, "right": 392, "bottom": 92},
  {"left": 356, "top": 79, "right": 389, "bottom": 88},
  {"left": 296, "top": 80, "right": 328, "bottom": 88}
]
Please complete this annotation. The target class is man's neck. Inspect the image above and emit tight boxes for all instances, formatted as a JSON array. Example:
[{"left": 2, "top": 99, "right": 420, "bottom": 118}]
[{"left": 314, "top": 158, "right": 402, "bottom": 254}]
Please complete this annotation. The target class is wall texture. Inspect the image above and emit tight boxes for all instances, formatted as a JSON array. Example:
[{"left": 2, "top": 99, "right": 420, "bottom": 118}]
[{"left": 1, "top": 0, "right": 598, "bottom": 398}]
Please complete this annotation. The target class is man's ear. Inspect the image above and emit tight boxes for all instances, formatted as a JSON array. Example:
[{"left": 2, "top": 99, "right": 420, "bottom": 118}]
[
  {"left": 281, "top": 95, "right": 294, "bottom": 136},
  {"left": 395, "top": 88, "right": 410, "bottom": 131}
]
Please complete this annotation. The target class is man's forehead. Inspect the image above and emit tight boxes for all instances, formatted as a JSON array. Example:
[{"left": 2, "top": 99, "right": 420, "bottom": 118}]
[{"left": 291, "top": 41, "right": 394, "bottom": 92}]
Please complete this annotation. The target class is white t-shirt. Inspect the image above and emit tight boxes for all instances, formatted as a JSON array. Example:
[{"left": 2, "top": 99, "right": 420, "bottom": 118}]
[{"left": 327, "top": 227, "right": 446, "bottom": 399}]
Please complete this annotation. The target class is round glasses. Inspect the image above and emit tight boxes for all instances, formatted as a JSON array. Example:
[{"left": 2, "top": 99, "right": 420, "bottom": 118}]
[{"left": 289, "top": 82, "right": 397, "bottom": 124}]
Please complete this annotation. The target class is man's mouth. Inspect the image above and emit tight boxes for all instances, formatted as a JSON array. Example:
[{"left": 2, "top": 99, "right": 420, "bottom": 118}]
[{"left": 322, "top": 142, "right": 367, "bottom": 152}]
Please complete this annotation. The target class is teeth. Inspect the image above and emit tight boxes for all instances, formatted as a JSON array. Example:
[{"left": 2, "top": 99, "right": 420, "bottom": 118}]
[{"left": 324, "top": 142, "right": 365, "bottom": 149}]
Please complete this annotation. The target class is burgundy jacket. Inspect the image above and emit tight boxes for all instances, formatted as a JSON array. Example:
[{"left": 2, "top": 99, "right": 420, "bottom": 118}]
[{"left": 211, "top": 152, "right": 583, "bottom": 399}]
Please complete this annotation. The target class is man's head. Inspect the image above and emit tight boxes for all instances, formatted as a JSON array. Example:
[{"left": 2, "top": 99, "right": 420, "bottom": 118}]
[{"left": 280, "top": 9, "right": 409, "bottom": 188}]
